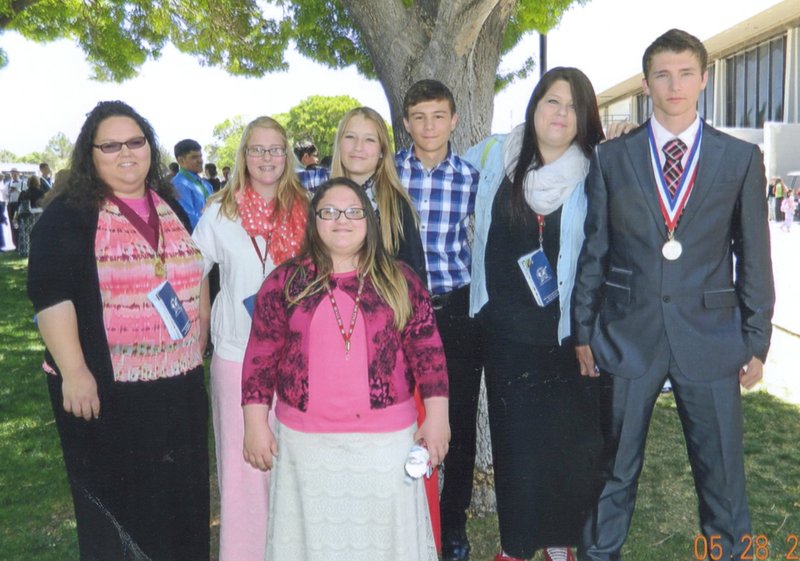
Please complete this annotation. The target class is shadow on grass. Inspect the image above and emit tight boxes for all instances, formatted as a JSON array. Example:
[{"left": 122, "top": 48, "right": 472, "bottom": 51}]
[
  {"left": 467, "top": 392, "right": 800, "bottom": 561},
  {"left": 1, "top": 252, "right": 79, "bottom": 560}
]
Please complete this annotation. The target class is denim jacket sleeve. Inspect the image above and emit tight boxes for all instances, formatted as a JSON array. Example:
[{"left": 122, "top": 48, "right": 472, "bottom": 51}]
[
  {"left": 462, "top": 135, "right": 507, "bottom": 318},
  {"left": 557, "top": 182, "right": 587, "bottom": 342}
]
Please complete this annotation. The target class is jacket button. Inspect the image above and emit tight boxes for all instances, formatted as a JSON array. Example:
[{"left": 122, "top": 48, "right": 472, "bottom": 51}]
[{"left": 662, "top": 296, "right": 671, "bottom": 303}]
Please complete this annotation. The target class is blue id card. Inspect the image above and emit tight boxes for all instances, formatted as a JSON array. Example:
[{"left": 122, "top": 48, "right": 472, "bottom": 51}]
[
  {"left": 242, "top": 293, "right": 257, "bottom": 319},
  {"left": 147, "top": 280, "right": 192, "bottom": 339},
  {"left": 517, "top": 248, "right": 559, "bottom": 307}
]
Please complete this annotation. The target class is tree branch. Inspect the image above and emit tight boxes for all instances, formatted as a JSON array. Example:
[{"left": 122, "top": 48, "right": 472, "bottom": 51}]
[
  {"left": 342, "top": 0, "right": 428, "bottom": 86},
  {"left": 0, "top": 0, "right": 42, "bottom": 29},
  {"left": 438, "top": 0, "right": 511, "bottom": 56}
]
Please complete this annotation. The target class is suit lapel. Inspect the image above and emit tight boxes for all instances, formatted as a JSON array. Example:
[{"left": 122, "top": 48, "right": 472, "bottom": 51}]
[
  {"left": 675, "top": 124, "right": 723, "bottom": 232},
  {"left": 625, "top": 123, "right": 664, "bottom": 230}
]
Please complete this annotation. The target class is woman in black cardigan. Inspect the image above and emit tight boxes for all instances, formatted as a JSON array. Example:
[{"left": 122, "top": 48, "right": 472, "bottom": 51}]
[{"left": 329, "top": 106, "right": 427, "bottom": 282}]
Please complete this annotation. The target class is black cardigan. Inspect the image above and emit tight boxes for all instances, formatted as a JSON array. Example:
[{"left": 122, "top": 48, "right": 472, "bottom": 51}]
[
  {"left": 396, "top": 196, "right": 428, "bottom": 284},
  {"left": 27, "top": 195, "right": 114, "bottom": 394},
  {"left": 26, "top": 194, "right": 192, "bottom": 397}
]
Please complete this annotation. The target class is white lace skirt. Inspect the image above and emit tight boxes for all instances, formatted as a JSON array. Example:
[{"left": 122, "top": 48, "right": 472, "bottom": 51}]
[{"left": 265, "top": 420, "right": 437, "bottom": 561}]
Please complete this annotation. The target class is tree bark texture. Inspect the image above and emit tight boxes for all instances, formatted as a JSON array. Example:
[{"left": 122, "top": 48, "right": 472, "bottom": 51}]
[
  {"left": 344, "top": 0, "right": 519, "bottom": 516},
  {"left": 343, "top": 0, "right": 518, "bottom": 153}
]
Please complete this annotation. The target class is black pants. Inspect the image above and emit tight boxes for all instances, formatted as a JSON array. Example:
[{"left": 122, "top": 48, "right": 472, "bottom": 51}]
[
  {"left": 436, "top": 284, "right": 484, "bottom": 538},
  {"left": 48, "top": 367, "right": 210, "bottom": 561},
  {"left": 485, "top": 335, "right": 606, "bottom": 557},
  {"left": 0, "top": 202, "right": 5, "bottom": 248}
]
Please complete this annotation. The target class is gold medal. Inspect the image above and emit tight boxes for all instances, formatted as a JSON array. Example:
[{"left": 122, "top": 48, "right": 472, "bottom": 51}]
[{"left": 154, "top": 259, "right": 165, "bottom": 277}]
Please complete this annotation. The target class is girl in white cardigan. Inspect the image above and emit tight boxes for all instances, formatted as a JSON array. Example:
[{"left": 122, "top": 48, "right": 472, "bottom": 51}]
[{"left": 192, "top": 116, "right": 308, "bottom": 561}]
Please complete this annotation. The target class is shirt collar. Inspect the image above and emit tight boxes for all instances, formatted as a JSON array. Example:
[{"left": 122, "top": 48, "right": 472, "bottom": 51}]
[
  {"left": 179, "top": 167, "right": 200, "bottom": 179},
  {"left": 406, "top": 143, "right": 455, "bottom": 171},
  {"left": 650, "top": 114, "right": 701, "bottom": 154}
]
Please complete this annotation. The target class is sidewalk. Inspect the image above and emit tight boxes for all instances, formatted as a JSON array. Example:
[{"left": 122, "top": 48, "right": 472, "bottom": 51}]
[{"left": 759, "top": 222, "right": 800, "bottom": 404}]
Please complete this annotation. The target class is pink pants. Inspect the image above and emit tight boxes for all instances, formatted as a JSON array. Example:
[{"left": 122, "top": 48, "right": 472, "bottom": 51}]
[{"left": 211, "top": 354, "right": 272, "bottom": 561}]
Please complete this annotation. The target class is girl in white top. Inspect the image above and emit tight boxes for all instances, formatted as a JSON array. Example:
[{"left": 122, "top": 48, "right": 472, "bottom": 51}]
[{"left": 193, "top": 116, "right": 308, "bottom": 561}]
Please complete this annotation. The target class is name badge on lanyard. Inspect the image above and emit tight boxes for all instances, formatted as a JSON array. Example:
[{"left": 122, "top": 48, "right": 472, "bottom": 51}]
[
  {"left": 243, "top": 235, "right": 270, "bottom": 318},
  {"left": 517, "top": 214, "right": 558, "bottom": 307}
]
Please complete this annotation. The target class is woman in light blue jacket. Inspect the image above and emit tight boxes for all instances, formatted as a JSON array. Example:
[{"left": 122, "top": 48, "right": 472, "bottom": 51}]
[{"left": 462, "top": 67, "right": 606, "bottom": 561}]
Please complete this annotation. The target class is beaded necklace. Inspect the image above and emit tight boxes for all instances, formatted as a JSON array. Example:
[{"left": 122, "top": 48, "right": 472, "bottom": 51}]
[{"left": 325, "top": 274, "right": 365, "bottom": 356}]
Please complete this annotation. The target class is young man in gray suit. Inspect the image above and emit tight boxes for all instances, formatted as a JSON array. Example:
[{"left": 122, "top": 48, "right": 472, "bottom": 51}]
[{"left": 573, "top": 29, "right": 775, "bottom": 561}]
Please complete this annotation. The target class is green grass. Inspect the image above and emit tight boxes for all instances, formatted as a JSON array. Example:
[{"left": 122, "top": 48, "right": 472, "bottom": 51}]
[
  {"left": 0, "top": 253, "right": 77, "bottom": 559},
  {"left": 2, "top": 251, "right": 799, "bottom": 560}
]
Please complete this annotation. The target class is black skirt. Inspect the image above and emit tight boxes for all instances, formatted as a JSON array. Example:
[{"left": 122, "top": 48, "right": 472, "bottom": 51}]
[
  {"left": 47, "top": 366, "right": 209, "bottom": 561},
  {"left": 483, "top": 334, "right": 607, "bottom": 557}
]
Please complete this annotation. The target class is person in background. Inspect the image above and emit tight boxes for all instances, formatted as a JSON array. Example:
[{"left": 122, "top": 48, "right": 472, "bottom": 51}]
[
  {"left": 192, "top": 116, "right": 308, "bottom": 561},
  {"left": 242, "top": 177, "right": 449, "bottom": 561},
  {"left": 16, "top": 175, "right": 46, "bottom": 256},
  {"left": 27, "top": 100, "right": 209, "bottom": 560},
  {"left": 396, "top": 78, "right": 482, "bottom": 560},
  {"left": 221, "top": 165, "right": 231, "bottom": 188},
  {"left": 0, "top": 174, "right": 6, "bottom": 250},
  {"left": 767, "top": 177, "right": 776, "bottom": 221},
  {"left": 774, "top": 177, "right": 786, "bottom": 222},
  {"left": 167, "top": 161, "right": 180, "bottom": 179},
  {"left": 781, "top": 187, "right": 795, "bottom": 232},
  {"left": 172, "top": 138, "right": 213, "bottom": 230},
  {"left": 294, "top": 139, "right": 319, "bottom": 169},
  {"left": 6, "top": 167, "right": 25, "bottom": 248},
  {"left": 39, "top": 162, "right": 53, "bottom": 191},
  {"left": 464, "top": 67, "right": 610, "bottom": 561},
  {"left": 205, "top": 162, "right": 222, "bottom": 192}
]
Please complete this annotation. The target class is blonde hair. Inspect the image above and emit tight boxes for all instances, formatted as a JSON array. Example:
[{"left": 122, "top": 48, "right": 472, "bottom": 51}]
[
  {"left": 331, "top": 107, "right": 417, "bottom": 256},
  {"left": 286, "top": 178, "right": 411, "bottom": 330},
  {"left": 210, "top": 116, "right": 307, "bottom": 220}
]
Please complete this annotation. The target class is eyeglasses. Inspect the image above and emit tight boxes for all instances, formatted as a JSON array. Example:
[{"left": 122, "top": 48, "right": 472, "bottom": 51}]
[
  {"left": 246, "top": 146, "right": 287, "bottom": 158},
  {"left": 316, "top": 207, "right": 367, "bottom": 221},
  {"left": 92, "top": 136, "right": 148, "bottom": 154}
]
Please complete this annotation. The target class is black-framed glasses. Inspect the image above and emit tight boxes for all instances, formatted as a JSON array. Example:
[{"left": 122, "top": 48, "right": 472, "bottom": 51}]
[
  {"left": 246, "top": 146, "right": 287, "bottom": 158},
  {"left": 92, "top": 136, "right": 148, "bottom": 154},
  {"left": 316, "top": 207, "right": 367, "bottom": 220}
]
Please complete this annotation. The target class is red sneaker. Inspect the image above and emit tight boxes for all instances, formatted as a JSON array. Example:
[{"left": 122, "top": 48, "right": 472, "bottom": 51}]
[
  {"left": 543, "top": 548, "right": 576, "bottom": 561},
  {"left": 493, "top": 552, "right": 526, "bottom": 561}
]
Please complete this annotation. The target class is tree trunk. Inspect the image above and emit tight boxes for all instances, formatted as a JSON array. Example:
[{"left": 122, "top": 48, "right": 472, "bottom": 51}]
[
  {"left": 343, "top": 0, "right": 520, "bottom": 515},
  {"left": 344, "top": 0, "right": 517, "bottom": 152}
]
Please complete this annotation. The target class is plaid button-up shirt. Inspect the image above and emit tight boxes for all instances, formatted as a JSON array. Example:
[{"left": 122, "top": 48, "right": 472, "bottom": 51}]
[{"left": 396, "top": 146, "right": 479, "bottom": 295}]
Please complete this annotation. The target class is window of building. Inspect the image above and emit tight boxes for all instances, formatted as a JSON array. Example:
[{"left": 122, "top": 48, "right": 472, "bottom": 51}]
[
  {"left": 725, "top": 35, "right": 785, "bottom": 127},
  {"left": 635, "top": 93, "right": 652, "bottom": 124},
  {"left": 698, "top": 63, "right": 715, "bottom": 122}
]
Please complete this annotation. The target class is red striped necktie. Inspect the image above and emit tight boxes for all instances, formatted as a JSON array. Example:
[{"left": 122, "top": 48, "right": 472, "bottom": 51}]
[{"left": 662, "top": 138, "right": 687, "bottom": 197}]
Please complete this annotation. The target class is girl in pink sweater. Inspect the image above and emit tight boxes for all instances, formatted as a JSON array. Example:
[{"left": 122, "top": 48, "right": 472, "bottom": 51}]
[{"left": 242, "top": 177, "right": 449, "bottom": 561}]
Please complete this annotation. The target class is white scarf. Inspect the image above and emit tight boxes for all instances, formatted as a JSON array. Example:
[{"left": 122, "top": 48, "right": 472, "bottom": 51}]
[{"left": 502, "top": 123, "right": 590, "bottom": 215}]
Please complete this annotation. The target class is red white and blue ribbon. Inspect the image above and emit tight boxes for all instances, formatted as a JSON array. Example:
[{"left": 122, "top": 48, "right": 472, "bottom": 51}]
[{"left": 647, "top": 120, "right": 703, "bottom": 232}]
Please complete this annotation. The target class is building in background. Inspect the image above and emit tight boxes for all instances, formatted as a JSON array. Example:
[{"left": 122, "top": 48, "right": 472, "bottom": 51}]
[{"left": 596, "top": 0, "right": 800, "bottom": 179}]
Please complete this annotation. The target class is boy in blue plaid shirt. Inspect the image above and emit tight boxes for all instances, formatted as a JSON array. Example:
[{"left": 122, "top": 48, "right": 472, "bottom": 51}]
[{"left": 396, "top": 79, "right": 482, "bottom": 561}]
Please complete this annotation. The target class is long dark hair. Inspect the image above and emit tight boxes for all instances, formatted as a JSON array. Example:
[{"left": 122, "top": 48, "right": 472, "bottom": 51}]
[
  {"left": 286, "top": 177, "right": 411, "bottom": 329},
  {"left": 65, "top": 100, "right": 174, "bottom": 211},
  {"left": 509, "top": 67, "right": 604, "bottom": 223}
]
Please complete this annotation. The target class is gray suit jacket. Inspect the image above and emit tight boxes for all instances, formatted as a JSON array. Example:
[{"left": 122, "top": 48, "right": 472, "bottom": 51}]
[{"left": 572, "top": 121, "right": 775, "bottom": 380}]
